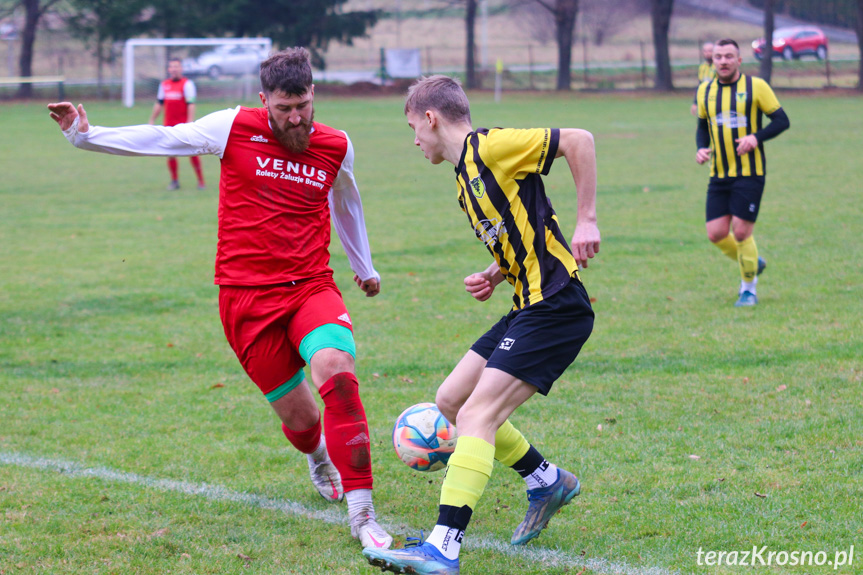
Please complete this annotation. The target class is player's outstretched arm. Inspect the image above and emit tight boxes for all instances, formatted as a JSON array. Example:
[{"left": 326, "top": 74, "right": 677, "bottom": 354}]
[
  {"left": 557, "top": 128, "right": 600, "bottom": 269},
  {"left": 48, "top": 102, "right": 89, "bottom": 133},
  {"left": 464, "top": 262, "right": 505, "bottom": 302}
]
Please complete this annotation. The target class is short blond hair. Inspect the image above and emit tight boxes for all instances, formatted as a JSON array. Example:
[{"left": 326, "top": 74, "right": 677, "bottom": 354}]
[{"left": 404, "top": 75, "right": 471, "bottom": 124}]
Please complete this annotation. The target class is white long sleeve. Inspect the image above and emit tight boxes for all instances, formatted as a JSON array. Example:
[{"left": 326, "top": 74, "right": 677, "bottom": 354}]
[
  {"left": 62, "top": 107, "right": 240, "bottom": 159},
  {"left": 329, "top": 133, "right": 379, "bottom": 282}
]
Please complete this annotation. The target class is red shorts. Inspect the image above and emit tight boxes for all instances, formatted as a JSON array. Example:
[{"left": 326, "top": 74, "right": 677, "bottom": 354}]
[{"left": 218, "top": 277, "right": 352, "bottom": 395}]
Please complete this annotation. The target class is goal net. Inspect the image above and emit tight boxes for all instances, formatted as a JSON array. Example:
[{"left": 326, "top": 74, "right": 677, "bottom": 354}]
[{"left": 123, "top": 38, "right": 273, "bottom": 108}]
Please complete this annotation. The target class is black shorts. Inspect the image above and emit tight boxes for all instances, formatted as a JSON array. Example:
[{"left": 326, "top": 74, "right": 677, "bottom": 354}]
[
  {"left": 706, "top": 176, "right": 765, "bottom": 222},
  {"left": 470, "top": 278, "right": 594, "bottom": 396}
]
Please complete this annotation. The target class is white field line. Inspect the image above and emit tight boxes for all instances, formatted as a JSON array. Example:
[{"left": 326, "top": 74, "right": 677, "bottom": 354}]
[{"left": 1, "top": 451, "right": 678, "bottom": 575}]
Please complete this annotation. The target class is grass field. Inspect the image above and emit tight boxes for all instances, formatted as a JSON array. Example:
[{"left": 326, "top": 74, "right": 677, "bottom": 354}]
[{"left": 1, "top": 91, "right": 862, "bottom": 575}]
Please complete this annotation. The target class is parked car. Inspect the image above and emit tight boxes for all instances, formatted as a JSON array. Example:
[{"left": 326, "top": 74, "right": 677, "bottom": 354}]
[
  {"left": 752, "top": 26, "right": 828, "bottom": 61},
  {"left": 182, "top": 45, "right": 269, "bottom": 79}
]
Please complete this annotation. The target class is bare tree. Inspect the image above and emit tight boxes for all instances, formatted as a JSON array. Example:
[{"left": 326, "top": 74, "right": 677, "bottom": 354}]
[
  {"left": 13, "top": 0, "right": 62, "bottom": 97},
  {"left": 651, "top": 0, "right": 674, "bottom": 91},
  {"left": 759, "top": 0, "right": 775, "bottom": 83},
  {"left": 581, "top": 0, "right": 644, "bottom": 46},
  {"left": 858, "top": 0, "right": 863, "bottom": 91},
  {"left": 465, "top": 0, "right": 477, "bottom": 88},
  {"left": 513, "top": 0, "right": 579, "bottom": 90}
]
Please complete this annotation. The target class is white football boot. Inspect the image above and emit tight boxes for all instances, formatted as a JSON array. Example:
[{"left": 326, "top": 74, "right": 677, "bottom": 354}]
[{"left": 306, "top": 436, "right": 344, "bottom": 502}]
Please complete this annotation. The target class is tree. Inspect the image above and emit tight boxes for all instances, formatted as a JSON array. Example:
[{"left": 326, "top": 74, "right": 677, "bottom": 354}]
[
  {"left": 224, "top": 0, "right": 379, "bottom": 69},
  {"left": 9, "top": 0, "right": 62, "bottom": 97},
  {"left": 514, "top": 0, "right": 579, "bottom": 90},
  {"left": 64, "top": 0, "right": 149, "bottom": 97},
  {"left": 464, "top": 0, "right": 478, "bottom": 89},
  {"left": 857, "top": 0, "right": 863, "bottom": 90},
  {"left": 651, "top": 0, "right": 675, "bottom": 91},
  {"left": 759, "top": 0, "right": 775, "bottom": 83},
  {"left": 581, "top": 0, "right": 644, "bottom": 46}
]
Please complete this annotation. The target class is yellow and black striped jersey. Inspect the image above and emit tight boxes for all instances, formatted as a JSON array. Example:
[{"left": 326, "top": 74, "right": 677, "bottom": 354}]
[
  {"left": 455, "top": 127, "right": 579, "bottom": 310},
  {"left": 697, "top": 73, "right": 781, "bottom": 178},
  {"left": 698, "top": 62, "right": 716, "bottom": 83}
]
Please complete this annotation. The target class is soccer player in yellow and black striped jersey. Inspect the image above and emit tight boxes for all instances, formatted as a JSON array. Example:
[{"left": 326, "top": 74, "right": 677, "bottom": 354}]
[
  {"left": 696, "top": 38, "right": 790, "bottom": 307},
  {"left": 691, "top": 42, "right": 717, "bottom": 116},
  {"left": 363, "top": 75, "right": 599, "bottom": 575}
]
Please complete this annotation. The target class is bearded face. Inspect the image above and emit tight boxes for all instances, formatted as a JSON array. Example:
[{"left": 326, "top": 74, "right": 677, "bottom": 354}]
[{"left": 269, "top": 106, "right": 314, "bottom": 153}]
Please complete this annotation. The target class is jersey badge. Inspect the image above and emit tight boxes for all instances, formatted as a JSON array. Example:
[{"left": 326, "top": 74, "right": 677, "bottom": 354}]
[{"left": 469, "top": 176, "right": 486, "bottom": 199}]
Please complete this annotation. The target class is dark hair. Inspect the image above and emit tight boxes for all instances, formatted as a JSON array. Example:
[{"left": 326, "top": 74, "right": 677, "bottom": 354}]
[
  {"left": 715, "top": 38, "right": 740, "bottom": 52},
  {"left": 404, "top": 75, "right": 471, "bottom": 124},
  {"left": 259, "top": 47, "right": 313, "bottom": 96},
  {"left": 168, "top": 57, "right": 182, "bottom": 64}
]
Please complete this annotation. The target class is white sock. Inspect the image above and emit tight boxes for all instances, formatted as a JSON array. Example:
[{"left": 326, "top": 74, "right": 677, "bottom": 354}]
[
  {"left": 425, "top": 524, "right": 463, "bottom": 560},
  {"left": 740, "top": 278, "right": 758, "bottom": 295},
  {"left": 309, "top": 436, "right": 327, "bottom": 462},
  {"left": 524, "top": 461, "right": 559, "bottom": 490},
  {"left": 345, "top": 488, "right": 373, "bottom": 522}
]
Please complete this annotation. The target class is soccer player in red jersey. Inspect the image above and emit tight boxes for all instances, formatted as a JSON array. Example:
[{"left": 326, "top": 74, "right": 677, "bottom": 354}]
[
  {"left": 48, "top": 48, "right": 393, "bottom": 550},
  {"left": 148, "top": 58, "right": 206, "bottom": 190}
]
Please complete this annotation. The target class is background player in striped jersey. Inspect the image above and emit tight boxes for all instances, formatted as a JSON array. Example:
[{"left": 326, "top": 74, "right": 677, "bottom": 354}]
[
  {"left": 690, "top": 42, "right": 716, "bottom": 116},
  {"left": 364, "top": 75, "right": 599, "bottom": 575},
  {"left": 48, "top": 48, "right": 393, "bottom": 550},
  {"left": 695, "top": 38, "right": 790, "bottom": 307},
  {"left": 148, "top": 58, "right": 206, "bottom": 190}
]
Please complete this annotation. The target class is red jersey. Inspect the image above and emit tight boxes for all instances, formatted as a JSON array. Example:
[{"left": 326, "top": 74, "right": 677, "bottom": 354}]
[
  {"left": 215, "top": 107, "right": 349, "bottom": 286},
  {"left": 157, "top": 77, "right": 195, "bottom": 126}
]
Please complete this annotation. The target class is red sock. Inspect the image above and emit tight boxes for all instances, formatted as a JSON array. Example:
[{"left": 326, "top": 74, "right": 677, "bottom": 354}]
[
  {"left": 281, "top": 417, "right": 321, "bottom": 454},
  {"left": 320, "top": 373, "right": 372, "bottom": 492},
  {"left": 167, "top": 157, "right": 178, "bottom": 181},
  {"left": 190, "top": 156, "right": 204, "bottom": 185}
]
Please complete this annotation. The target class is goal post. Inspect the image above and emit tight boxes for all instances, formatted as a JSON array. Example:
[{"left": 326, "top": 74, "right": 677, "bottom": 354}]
[{"left": 123, "top": 37, "right": 272, "bottom": 108}]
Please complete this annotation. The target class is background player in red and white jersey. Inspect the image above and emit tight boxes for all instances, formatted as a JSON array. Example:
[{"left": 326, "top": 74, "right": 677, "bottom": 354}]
[
  {"left": 48, "top": 48, "right": 393, "bottom": 551},
  {"left": 148, "top": 58, "right": 206, "bottom": 190}
]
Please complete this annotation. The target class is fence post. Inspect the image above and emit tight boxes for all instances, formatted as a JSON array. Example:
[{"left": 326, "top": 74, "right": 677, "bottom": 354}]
[{"left": 825, "top": 52, "right": 832, "bottom": 87}]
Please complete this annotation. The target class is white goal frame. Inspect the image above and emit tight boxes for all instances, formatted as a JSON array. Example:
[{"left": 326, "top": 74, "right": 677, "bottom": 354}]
[{"left": 123, "top": 37, "right": 272, "bottom": 108}]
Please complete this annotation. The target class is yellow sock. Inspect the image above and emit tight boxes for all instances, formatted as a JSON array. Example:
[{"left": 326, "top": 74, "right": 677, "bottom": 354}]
[
  {"left": 494, "top": 419, "right": 530, "bottom": 467},
  {"left": 736, "top": 235, "right": 759, "bottom": 282},
  {"left": 713, "top": 232, "right": 738, "bottom": 261},
  {"left": 440, "top": 436, "right": 495, "bottom": 510}
]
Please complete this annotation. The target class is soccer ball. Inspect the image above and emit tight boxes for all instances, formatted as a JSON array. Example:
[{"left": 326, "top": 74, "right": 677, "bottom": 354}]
[{"left": 392, "top": 402, "right": 458, "bottom": 472}]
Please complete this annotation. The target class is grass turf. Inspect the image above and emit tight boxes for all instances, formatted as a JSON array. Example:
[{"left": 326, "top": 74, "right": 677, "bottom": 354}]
[{"left": 1, "top": 91, "right": 861, "bottom": 574}]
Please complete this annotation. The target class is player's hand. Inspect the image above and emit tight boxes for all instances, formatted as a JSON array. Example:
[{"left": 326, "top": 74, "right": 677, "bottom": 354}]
[
  {"left": 354, "top": 274, "right": 380, "bottom": 297},
  {"left": 735, "top": 134, "right": 758, "bottom": 155},
  {"left": 464, "top": 272, "right": 495, "bottom": 302},
  {"left": 571, "top": 221, "right": 601, "bottom": 269},
  {"left": 48, "top": 102, "right": 89, "bottom": 132},
  {"left": 696, "top": 148, "right": 712, "bottom": 164}
]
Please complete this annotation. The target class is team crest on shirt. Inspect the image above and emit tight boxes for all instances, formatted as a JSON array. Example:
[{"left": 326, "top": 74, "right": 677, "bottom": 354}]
[
  {"left": 736, "top": 92, "right": 748, "bottom": 102},
  {"left": 469, "top": 176, "right": 486, "bottom": 199}
]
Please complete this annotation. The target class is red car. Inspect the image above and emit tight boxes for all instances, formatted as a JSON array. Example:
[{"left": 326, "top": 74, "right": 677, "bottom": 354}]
[{"left": 752, "top": 26, "right": 829, "bottom": 61}]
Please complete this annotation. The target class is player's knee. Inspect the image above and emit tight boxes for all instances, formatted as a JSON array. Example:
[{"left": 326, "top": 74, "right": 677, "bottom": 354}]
[
  {"left": 310, "top": 348, "right": 355, "bottom": 381},
  {"left": 435, "top": 391, "right": 460, "bottom": 425},
  {"left": 707, "top": 228, "right": 727, "bottom": 243}
]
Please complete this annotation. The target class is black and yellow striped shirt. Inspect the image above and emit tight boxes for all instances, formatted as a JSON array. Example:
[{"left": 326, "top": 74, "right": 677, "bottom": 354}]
[
  {"left": 456, "top": 127, "right": 579, "bottom": 310},
  {"left": 697, "top": 73, "right": 781, "bottom": 178},
  {"left": 698, "top": 62, "right": 716, "bottom": 83}
]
